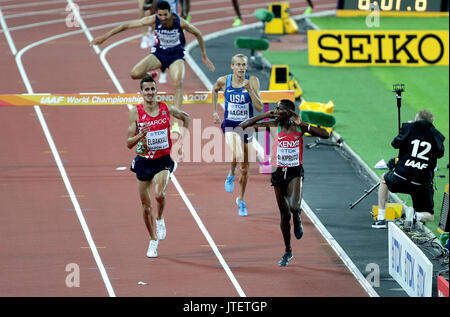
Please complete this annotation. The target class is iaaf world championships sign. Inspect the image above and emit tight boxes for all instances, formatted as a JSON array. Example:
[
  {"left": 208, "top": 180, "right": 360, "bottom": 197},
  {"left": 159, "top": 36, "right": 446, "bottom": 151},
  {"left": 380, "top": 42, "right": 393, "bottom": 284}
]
[{"left": 308, "top": 30, "right": 449, "bottom": 66}]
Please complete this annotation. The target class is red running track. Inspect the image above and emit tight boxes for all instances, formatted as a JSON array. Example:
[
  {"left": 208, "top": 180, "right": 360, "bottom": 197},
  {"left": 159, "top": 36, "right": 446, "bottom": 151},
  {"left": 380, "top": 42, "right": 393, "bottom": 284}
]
[{"left": 0, "top": 0, "right": 368, "bottom": 297}]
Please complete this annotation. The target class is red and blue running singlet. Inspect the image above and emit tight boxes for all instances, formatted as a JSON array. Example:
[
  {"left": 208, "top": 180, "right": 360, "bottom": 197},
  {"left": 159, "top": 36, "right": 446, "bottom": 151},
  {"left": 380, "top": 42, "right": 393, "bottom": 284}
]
[
  {"left": 135, "top": 103, "right": 172, "bottom": 159},
  {"left": 153, "top": 13, "right": 185, "bottom": 53},
  {"left": 223, "top": 74, "right": 253, "bottom": 125},
  {"left": 271, "top": 124, "right": 304, "bottom": 168}
]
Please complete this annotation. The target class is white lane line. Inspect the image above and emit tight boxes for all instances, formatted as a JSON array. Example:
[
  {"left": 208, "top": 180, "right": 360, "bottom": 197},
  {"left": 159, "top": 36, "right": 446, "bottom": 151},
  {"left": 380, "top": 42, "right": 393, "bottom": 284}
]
[
  {"left": 1, "top": 11, "right": 134, "bottom": 33},
  {"left": 76, "top": 2, "right": 247, "bottom": 297},
  {"left": 170, "top": 176, "right": 246, "bottom": 297},
  {"left": 3, "top": 0, "right": 135, "bottom": 19},
  {"left": 0, "top": 9, "right": 17, "bottom": 55},
  {"left": 66, "top": 0, "right": 100, "bottom": 54},
  {"left": 3, "top": 14, "right": 117, "bottom": 297},
  {"left": 1, "top": 2, "right": 337, "bottom": 33},
  {"left": 0, "top": 0, "right": 92, "bottom": 10},
  {"left": 301, "top": 202, "right": 379, "bottom": 297},
  {"left": 184, "top": 13, "right": 378, "bottom": 297},
  {"left": 98, "top": 34, "right": 140, "bottom": 95}
]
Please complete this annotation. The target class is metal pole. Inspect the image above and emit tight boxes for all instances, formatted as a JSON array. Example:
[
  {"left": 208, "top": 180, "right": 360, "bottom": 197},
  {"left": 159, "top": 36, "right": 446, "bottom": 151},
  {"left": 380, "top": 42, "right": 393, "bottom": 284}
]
[{"left": 348, "top": 84, "right": 405, "bottom": 210}]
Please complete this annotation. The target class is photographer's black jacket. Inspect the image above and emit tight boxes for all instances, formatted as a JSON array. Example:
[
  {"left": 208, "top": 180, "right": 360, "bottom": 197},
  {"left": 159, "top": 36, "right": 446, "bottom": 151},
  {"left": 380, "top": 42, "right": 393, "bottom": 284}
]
[{"left": 392, "top": 120, "right": 445, "bottom": 185}]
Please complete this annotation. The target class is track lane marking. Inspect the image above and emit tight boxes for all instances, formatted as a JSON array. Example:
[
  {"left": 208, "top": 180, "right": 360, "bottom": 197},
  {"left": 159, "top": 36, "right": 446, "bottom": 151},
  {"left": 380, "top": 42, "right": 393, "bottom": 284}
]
[
  {"left": 301, "top": 202, "right": 379, "bottom": 297},
  {"left": 1, "top": 10, "right": 116, "bottom": 297},
  {"left": 76, "top": 2, "right": 247, "bottom": 297},
  {"left": 0, "top": 9, "right": 17, "bottom": 55},
  {"left": 1, "top": 2, "right": 337, "bottom": 33},
  {"left": 66, "top": 0, "right": 100, "bottom": 54}
]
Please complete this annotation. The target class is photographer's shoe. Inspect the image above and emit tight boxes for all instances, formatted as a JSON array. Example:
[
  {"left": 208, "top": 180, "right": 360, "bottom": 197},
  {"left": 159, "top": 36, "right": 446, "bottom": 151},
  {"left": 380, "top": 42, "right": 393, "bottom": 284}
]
[
  {"left": 371, "top": 219, "right": 387, "bottom": 229},
  {"left": 404, "top": 207, "right": 414, "bottom": 231}
]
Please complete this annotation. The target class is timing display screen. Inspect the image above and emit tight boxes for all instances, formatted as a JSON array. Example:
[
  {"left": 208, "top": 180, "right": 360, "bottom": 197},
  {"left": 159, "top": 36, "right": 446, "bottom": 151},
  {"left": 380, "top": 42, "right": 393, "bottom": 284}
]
[{"left": 338, "top": 0, "right": 448, "bottom": 12}]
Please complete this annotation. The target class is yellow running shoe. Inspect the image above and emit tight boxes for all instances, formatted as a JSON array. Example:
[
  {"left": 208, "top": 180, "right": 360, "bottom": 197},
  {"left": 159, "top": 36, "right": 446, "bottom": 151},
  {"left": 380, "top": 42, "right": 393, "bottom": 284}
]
[
  {"left": 232, "top": 18, "right": 242, "bottom": 27},
  {"left": 171, "top": 121, "right": 181, "bottom": 135},
  {"left": 304, "top": 6, "right": 313, "bottom": 15}
]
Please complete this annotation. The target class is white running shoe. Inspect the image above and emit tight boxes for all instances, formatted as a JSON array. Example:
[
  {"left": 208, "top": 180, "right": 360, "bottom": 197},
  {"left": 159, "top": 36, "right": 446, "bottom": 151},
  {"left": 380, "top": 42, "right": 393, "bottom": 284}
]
[
  {"left": 146, "top": 239, "right": 159, "bottom": 258},
  {"left": 156, "top": 218, "right": 166, "bottom": 240},
  {"left": 140, "top": 36, "right": 148, "bottom": 49},
  {"left": 159, "top": 71, "right": 167, "bottom": 84},
  {"left": 146, "top": 34, "right": 155, "bottom": 48}
]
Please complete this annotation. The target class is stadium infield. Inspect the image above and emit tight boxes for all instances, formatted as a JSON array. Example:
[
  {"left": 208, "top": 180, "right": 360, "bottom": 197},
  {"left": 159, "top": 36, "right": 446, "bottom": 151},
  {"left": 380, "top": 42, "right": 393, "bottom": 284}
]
[{"left": 265, "top": 15, "right": 449, "bottom": 237}]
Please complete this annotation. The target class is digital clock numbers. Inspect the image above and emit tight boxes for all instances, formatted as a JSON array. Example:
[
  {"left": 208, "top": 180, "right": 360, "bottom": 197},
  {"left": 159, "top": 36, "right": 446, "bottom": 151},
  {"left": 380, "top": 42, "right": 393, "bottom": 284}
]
[{"left": 338, "top": 0, "right": 449, "bottom": 13}]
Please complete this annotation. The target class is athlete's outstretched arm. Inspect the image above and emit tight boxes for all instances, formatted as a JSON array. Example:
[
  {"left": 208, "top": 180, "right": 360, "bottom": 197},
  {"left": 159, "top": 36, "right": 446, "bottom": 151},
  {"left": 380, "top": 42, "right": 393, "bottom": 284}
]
[
  {"left": 181, "top": 20, "right": 215, "bottom": 71},
  {"left": 90, "top": 16, "right": 155, "bottom": 46}
]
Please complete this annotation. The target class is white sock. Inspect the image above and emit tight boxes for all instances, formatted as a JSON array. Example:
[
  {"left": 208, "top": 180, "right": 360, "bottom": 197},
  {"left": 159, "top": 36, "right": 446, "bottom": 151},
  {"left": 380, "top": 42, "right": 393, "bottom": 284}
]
[{"left": 377, "top": 208, "right": 385, "bottom": 220}]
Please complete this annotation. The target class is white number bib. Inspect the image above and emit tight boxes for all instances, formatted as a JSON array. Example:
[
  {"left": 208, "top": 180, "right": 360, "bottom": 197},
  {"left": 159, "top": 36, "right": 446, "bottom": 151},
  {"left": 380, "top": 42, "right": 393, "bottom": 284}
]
[
  {"left": 146, "top": 129, "right": 169, "bottom": 151},
  {"left": 227, "top": 102, "right": 249, "bottom": 122},
  {"left": 158, "top": 31, "right": 181, "bottom": 48},
  {"left": 277, "top": 147, "right": 299, "bottom": 167}
]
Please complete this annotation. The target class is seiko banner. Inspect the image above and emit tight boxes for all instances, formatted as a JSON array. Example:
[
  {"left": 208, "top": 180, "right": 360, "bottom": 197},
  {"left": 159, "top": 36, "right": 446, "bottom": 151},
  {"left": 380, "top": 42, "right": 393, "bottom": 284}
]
[{"left": 308, "top": 30, "right": 449, "bottom": 66}]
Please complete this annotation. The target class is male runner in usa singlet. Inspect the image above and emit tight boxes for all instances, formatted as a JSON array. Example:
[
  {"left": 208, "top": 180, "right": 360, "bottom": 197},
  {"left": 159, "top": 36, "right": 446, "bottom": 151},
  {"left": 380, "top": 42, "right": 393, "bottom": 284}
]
[
  {"left": 127, "top": 74, "right": 190, "bottom": 258},
  {"left": 239, "top": 99, "right": 329, "bottom": 266},
  {"left": 92, "top": 0, "right": 214, "bottom": 136},
  {"left": 211, "top": 54, "right": 263, "bottom": 216}
]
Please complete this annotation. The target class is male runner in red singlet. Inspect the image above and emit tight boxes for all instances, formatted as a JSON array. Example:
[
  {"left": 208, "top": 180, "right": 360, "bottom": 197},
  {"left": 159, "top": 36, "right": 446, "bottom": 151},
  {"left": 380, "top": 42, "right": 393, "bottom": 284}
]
[
  {"left": 127, "top": 74, "right": 190, "bottom": 258},
  {"left": 239, "top": 99, "right": 329, "bottom": 266}
]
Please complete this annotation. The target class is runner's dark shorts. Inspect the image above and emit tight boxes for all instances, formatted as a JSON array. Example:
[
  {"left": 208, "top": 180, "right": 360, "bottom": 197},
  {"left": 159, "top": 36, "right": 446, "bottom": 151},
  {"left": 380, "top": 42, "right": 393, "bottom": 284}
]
[
  {"left": 130, "top": 154, "right": 175, "bottom": 181},
  {"left": 384, "top": 170, "right": 434, "bottom": 214},
  {"left": 271, "top": 165, "right": 304, "bottom": 189},
  {"left": 151, "top": 47, "right": 185, "bottom": 72},
  {"left": 221, "top": 120, "right": 253, "bottom": 143}
]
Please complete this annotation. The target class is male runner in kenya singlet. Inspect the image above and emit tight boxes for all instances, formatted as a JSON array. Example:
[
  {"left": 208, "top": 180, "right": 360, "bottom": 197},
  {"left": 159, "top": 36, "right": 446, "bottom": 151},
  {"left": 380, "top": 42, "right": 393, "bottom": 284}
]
[{"left": 239, "top": 99, "right": 329, "bottom": 267}]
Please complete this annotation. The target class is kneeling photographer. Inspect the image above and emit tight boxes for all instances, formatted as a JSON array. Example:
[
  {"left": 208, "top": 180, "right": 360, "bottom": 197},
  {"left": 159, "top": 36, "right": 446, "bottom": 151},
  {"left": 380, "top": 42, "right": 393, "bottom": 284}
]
[{"left": 373, "top": 110, "right": 445, "bottom": 230}]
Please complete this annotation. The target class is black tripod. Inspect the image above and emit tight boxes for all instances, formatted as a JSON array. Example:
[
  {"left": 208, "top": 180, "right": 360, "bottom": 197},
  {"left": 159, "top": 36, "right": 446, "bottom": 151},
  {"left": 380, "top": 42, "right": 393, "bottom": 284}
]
[{"left": 349, "top": 84, "right": 405, "bottom": 209}]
